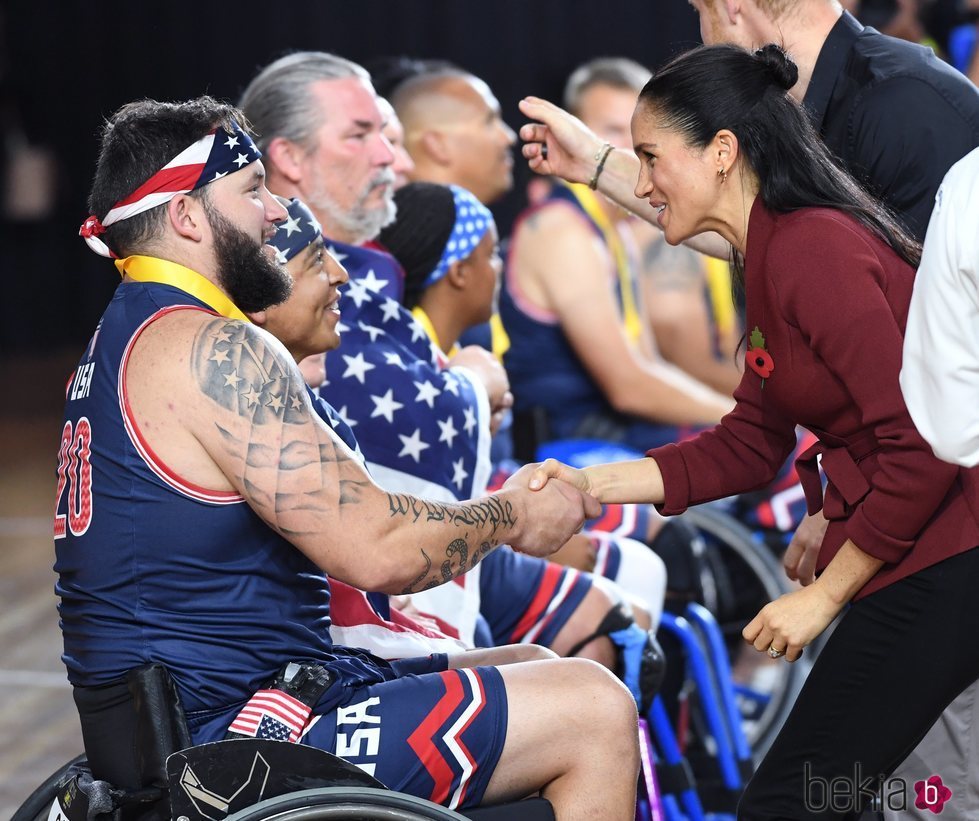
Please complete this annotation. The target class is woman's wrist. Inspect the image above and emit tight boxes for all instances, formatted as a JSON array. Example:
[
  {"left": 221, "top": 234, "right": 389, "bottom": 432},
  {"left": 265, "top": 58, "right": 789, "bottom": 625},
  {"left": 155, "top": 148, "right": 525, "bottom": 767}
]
[{"left": 811, "top": 538, "right": 884, "bottom": 606}]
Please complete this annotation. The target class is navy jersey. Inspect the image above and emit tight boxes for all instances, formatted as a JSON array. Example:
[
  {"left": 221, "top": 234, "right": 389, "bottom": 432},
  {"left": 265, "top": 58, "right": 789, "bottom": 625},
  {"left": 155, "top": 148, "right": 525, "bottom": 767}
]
[
  {"left": 501, "top": 186, "right": 644, "bottom": 441},
  {"left": 54, "top": 276, "right": 392, "bottom": 717}
]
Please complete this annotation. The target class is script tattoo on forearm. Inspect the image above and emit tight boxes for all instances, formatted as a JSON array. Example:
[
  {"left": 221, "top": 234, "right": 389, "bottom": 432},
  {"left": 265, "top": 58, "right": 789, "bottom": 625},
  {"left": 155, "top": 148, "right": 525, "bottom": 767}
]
[
  {"left": 388, "top": 494, "right": 517, "bottom": 593},
  {"left": 386, "top": 494, "right": 516, "bottom": 537}
]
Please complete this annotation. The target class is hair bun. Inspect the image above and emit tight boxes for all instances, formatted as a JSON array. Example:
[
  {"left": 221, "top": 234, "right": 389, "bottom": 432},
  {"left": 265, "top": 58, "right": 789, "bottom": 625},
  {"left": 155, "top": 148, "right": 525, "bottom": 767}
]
[{"left": 754, "top": 44, "right": 798, "bottom": 91}]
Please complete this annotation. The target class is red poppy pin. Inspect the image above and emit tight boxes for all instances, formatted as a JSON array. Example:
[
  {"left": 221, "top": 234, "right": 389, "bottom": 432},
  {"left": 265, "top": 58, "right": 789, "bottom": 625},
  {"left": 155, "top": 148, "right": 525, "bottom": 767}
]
[{"left": 746, "top": 326, "right": 774, "bottom": 387}]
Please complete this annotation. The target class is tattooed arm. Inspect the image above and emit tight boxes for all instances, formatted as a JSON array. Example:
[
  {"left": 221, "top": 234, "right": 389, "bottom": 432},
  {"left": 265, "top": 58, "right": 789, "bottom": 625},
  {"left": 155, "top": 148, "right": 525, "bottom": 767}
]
[{"left": 127, "top": 311, "right": 597, "bottom": 594}]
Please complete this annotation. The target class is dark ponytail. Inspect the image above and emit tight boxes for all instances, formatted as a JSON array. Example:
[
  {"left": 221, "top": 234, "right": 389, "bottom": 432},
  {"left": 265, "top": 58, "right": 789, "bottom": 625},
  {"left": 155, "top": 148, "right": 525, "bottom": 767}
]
[{"left": 637, "top": 44, "right": 921, "bottom": 274}]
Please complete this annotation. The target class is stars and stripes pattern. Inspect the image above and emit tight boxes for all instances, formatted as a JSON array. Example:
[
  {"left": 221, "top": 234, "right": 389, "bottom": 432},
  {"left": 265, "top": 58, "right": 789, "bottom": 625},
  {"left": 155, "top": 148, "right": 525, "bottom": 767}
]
[
  {"left": 318, "top": 240, "right": 491, "bottom": 502},
  {"left": 80, "top": 122, "right": 261, "bottom": 258},
  {"left": 227, "top": 688, "right": 313, "bottom": 743},
  {"left": 266, "top": 197, "right": 323, "bottom": 265},
  {"left": 406, "top": 668, "right": 488, "bottom": 810}
]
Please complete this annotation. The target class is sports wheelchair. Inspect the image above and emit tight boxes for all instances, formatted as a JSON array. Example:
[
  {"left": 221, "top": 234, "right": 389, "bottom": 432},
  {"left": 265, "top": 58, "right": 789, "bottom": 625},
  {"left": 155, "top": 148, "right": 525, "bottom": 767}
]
[{"left": 12, "top": 663, "right": 554, "bottom": 821}]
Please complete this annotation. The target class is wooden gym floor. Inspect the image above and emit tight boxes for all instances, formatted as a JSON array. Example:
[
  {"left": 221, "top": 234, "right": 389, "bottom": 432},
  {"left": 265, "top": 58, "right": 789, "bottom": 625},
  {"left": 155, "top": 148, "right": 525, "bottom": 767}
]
[{"left": 1, "top": 351, "right": 84, "bottom": 816}]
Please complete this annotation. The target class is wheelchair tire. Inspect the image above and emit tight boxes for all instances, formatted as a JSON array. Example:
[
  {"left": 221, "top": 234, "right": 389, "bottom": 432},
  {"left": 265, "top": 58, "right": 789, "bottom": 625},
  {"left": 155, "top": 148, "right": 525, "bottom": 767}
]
[
  {"left": 225, "top": 786, "right": 470, "bottom": 821},
  {"left": 10, "top": 754, "right": 88, "bottom": 821},
  {"left": 682, "top": 505, "right": 806, "bottom": 756}
]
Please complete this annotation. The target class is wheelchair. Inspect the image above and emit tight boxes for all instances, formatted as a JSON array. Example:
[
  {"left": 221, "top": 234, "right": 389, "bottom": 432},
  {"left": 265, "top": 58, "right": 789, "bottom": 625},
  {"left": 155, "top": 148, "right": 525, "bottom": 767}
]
[
  {"left": 522, "top": 432, "right": 807, "bottom": 758},
  {"left": 12, "top": 663, "right": 554, "bottom": 821}
]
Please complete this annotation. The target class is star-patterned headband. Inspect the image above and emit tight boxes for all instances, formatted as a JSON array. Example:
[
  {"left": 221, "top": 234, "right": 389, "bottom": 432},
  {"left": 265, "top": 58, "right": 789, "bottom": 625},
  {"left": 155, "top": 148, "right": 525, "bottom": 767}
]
[
  {"left": 266, "top": 197, "right": 323, "bottom": 264},
  {"left": 79, "top": 121, "right": 262, "bottom": 258},
  {"left": 423, "top": 185, "right": 494, "bottom": 288}
]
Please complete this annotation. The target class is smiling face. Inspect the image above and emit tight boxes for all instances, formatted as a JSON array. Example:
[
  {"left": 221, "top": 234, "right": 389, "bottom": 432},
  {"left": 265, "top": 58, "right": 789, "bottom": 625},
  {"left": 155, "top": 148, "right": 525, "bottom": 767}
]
[
  {"left": 202, "top": 161, "right": 292, "bottom": 311},
  {"left": 205, "top": 160, "right": 286, "bottom": 247},
  {"left": 631, "top": 104, "right": 721, "bottom": 246},
  {"left": 262, "top": 239, "right": 349, "bottom": 361}
]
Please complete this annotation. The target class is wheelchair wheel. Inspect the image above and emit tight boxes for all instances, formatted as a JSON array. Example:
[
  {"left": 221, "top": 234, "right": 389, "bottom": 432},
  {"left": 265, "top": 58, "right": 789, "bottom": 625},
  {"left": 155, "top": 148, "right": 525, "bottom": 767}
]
[
  {"left": 682, "top": 505, "right": 806, "bottom": 755},
  {"left": 10, "top": 754, "right": 87, "bottom": 821},
  {"left": 226, "top": 786, "right": 469, "bottom": 821}
]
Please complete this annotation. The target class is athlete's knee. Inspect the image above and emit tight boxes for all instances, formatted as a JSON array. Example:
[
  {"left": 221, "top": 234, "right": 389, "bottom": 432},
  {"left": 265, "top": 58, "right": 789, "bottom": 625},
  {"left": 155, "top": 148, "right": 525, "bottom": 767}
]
[
  {"left": 631, "top": 600, "right": 652, "bottom": 630},
  {"left": 503, "top": 643, "right": 557, "bottom": 663},
  {"left": 557, "top": 657, "right": 638, "bottom": 724}
]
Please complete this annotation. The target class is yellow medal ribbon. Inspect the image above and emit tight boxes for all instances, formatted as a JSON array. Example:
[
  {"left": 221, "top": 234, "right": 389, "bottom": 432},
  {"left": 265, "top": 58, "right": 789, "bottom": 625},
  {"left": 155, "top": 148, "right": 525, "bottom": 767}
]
[
  {"left": 411, "top": 305, "right": 460, "bottom": 358},
  {"left": 560, "top": 182, "right": 643, "bottom": 345},
  {"left": 704, "top": 256, "right": 736, "bottom": 338},
  {"left": 115, "top": 255, "right": 251, "bottom": 322}
]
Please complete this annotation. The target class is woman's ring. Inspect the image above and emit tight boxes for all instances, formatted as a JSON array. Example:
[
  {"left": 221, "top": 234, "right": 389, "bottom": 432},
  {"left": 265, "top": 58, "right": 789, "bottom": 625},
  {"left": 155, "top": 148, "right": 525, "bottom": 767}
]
[
  {"left": 540, "top": 143, "right": 549, "bottom": 161},
  {"left": 768, "top": 645, "right": 785, "bottom": 659}
]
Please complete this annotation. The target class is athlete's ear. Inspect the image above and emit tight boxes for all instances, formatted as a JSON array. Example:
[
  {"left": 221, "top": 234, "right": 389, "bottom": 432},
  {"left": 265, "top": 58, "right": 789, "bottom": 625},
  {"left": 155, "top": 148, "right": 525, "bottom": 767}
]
[
  {"left": 248, "top": 309, "right": 269, "bottom": 327},
  {"left": 265, "top": 137, "right": 305, "bottom": 185},
  {"left": 419, "top": 129, "right": 452, "bottom": 167},
  {"left": 720, "top": 0, "right": 742, "bottom": 24},
  {"left": 446, "top": 258, "right": 468, "bottom": 291},
  {"left": 168, "top": 193, "right": 205, "bottom": 243}
]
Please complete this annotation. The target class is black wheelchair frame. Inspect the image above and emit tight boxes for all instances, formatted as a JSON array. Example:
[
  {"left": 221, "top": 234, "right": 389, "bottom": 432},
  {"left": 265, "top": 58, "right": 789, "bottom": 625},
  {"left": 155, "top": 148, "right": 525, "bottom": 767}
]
[{"left": 13, "top": 664, "right": 553, "bottom": 821}]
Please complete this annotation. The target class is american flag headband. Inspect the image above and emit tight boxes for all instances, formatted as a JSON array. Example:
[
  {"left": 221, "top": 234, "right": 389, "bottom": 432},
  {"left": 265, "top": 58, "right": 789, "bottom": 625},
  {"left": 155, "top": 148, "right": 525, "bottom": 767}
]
[{"left": 79, "top": 122, "right": 262, "bottom": 259}]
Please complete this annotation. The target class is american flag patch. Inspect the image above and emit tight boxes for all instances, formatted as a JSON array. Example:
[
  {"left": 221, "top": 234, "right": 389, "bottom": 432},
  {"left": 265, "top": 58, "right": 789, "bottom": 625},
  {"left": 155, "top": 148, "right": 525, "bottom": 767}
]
[{"left": 227, "top": 689, "right": 312, "bottom": 743}]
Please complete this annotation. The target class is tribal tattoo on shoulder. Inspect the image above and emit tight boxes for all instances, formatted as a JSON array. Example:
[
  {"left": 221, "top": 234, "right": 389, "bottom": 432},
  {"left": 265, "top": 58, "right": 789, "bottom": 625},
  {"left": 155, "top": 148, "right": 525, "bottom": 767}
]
[
  {"left": 191, "top": 317, "right": 518, "bottom": 594},
  {"left": 193, "top": 318, "right": 309, "bottom": 426},
  {"left": 191, "top": 317, "right": 362, "bottom": 519}
]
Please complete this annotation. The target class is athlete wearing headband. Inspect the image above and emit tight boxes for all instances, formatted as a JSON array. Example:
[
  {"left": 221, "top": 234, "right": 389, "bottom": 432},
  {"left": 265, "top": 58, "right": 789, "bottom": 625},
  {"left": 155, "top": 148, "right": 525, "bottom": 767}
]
[{"left": 80, "top": 121, "right": 263, "bottom": 259}]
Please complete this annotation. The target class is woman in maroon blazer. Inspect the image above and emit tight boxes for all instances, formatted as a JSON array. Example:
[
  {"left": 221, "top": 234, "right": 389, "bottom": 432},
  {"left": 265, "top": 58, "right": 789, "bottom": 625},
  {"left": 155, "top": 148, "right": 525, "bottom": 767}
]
[{"left": 520, "top": 43, "right": 979, "bottom": 819}]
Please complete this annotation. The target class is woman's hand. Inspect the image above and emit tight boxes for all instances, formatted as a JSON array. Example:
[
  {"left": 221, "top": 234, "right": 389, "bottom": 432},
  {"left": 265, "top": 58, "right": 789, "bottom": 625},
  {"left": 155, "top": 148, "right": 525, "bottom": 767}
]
[
  {"left": 743, "top": 584, "right": 844, "bottom": 663},
  {"left": 518, "top": 97, "right": 605, "bottom": 186},
  {"left": 783, "top": 510, "right": 828, "bottom": 585},
  {"left": 504, "top": 458, "right": 593, "bottom": 496}
]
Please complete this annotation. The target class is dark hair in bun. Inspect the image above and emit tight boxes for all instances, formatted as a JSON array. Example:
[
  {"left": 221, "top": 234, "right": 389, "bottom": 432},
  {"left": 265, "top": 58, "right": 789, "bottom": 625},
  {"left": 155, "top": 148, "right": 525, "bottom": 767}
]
[
  {"left": 636, "top": 43, "right": 919, "bottom": 272},
  {"left": 754, "top": 43, "right": 798, "bottom": 91}
]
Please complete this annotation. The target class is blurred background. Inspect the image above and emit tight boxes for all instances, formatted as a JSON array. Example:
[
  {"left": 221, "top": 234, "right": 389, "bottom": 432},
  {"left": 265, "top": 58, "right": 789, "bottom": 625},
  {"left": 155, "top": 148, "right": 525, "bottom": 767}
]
[{"left": 1, "top": 0, "right": 976, "bottom": 813}]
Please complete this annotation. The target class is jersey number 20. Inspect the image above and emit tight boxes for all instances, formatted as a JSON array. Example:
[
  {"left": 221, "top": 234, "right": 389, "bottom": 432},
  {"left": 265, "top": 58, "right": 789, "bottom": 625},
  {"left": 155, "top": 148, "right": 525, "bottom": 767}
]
[{"left": 54, "top": 418, "right": 93, "bottom": 538}]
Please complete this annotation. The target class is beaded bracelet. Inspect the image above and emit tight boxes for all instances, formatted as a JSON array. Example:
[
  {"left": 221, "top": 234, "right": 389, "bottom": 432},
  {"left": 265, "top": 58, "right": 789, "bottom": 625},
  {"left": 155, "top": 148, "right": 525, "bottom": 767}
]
[{"left": 588, "top": 142, "right": 614, "bottom": 190}]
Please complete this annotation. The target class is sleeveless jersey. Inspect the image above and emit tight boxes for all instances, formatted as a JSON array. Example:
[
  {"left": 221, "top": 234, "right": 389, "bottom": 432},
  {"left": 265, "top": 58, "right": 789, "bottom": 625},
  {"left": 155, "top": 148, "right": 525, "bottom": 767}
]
[
  {"left": 500, "top": 185, "right": 642, "bottom": 440},
  {"left": 54, "top": 278, "right": 391, "bottom": 716}
]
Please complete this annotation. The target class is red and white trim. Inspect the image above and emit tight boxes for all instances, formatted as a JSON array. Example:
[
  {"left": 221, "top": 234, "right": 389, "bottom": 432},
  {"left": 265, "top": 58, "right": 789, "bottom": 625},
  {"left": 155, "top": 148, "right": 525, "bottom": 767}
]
[
  {"left": 520, "top": 567, "right": 580, "bottom": 645},
  {"left": 118, "top": 305, "right": 244, "bottom": 505},
  {"left": 407, "top": 669, "right": 487, "bottom": 810},
  {"left": 444, "top": 668, "right": 486, "bottom": 809}
]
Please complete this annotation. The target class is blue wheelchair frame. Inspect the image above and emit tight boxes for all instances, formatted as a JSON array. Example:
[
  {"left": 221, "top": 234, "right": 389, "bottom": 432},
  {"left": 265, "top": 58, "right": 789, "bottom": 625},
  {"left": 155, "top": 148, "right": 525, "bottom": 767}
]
[{"left": 638, "top": 603, "right": 754, "bottom": 821}]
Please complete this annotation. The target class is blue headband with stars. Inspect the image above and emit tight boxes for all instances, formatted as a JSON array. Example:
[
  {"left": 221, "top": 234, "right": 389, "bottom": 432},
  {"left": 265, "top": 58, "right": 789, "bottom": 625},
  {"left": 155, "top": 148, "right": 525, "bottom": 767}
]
[
  {"left": 266, "top": 197, "right": 323, "bottom": 264},
  {"left": 423, "top": 185, "right": 494, "bottom": 288}
]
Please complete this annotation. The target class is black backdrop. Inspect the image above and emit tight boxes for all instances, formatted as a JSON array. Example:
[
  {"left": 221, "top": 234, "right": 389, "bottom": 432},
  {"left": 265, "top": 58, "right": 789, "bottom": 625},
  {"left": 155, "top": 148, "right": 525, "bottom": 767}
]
[{"left": 0, "top": 0, "right": 700, "bottom": 352}]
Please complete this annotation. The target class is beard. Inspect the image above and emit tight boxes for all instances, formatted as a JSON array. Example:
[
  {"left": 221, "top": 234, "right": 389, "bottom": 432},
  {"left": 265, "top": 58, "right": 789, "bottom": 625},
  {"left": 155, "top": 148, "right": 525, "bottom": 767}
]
[
  {"left": 207, "top": 204, "right": 292, "bottom": 313},
  {"left": 307, "top": 167, "right": 397, "bottom": 245}
]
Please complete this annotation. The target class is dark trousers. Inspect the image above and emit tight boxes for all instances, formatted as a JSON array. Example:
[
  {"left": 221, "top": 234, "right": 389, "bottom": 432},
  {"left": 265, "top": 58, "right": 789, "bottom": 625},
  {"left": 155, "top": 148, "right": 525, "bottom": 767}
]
[{"left": 738, "top": 546, "right": 979, "bottom": 820}]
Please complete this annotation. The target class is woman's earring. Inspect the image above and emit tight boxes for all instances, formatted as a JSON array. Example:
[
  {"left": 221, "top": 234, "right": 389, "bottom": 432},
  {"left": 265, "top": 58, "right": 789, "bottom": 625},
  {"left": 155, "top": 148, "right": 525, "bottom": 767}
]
[{"left": 717, "top": 167, "right": 728, "bottom": 183}]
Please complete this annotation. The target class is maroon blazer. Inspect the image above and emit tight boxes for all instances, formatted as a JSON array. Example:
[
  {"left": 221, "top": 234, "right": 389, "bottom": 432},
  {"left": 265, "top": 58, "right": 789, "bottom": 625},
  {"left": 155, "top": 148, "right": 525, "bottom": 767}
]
[{"left": 649, "top": 200, "right": 979, "bottom": 599}]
